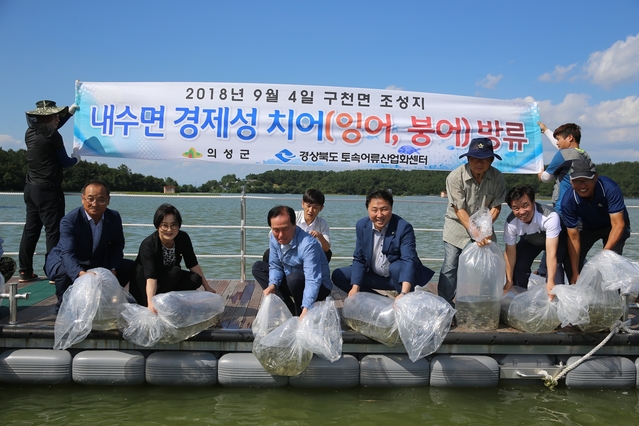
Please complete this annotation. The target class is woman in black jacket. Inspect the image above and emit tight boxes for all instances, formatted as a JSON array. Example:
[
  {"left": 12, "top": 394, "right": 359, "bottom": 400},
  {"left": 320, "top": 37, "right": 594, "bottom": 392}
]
[{"left": 130, "top": 204, "right": 215, "bottom": 312}]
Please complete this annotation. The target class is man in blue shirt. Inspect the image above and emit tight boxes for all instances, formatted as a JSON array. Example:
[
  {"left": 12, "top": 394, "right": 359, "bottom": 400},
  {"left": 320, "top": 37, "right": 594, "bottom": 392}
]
[
  {"left": 251, "top": 205, "right": 332, "bottom": 317},
  {"left": 561, "top": 159, "right": 631, "bottom": 283}
]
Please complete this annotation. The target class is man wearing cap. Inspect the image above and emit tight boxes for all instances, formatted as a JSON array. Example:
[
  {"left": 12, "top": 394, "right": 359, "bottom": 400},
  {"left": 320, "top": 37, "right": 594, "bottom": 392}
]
[
  {"left": 437, "top": 137, "right": 507, "bottom": 307},
  {"left": 18, "top": 100, "right": 81, "bottom": 283},
  {"left": 561, "top": 159, "right": 631, "bottom": 283}
]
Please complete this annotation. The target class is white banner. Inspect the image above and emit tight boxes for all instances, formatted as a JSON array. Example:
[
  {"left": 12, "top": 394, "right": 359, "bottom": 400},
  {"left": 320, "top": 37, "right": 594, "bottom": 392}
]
[{"left": 74, "top": 81, "right": 542, "bottom": 173}]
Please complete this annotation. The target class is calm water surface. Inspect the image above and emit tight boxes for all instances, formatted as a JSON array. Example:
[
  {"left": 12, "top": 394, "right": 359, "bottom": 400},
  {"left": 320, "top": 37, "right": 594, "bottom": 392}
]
[
  {"left": 1, "top": 383, "right": 639, "bottom": 425},
  {"left": 2, "top": 193, "right": 639, "bottom": 280},
  {"left": 2, "top": 193, "right": 639, "bottom": 424}
]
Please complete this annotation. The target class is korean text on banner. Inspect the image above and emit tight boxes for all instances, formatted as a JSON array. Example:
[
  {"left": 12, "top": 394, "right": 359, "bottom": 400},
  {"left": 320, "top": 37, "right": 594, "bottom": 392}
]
[{"left": 73, "top": 81, "right": 542, "bottom": 173}]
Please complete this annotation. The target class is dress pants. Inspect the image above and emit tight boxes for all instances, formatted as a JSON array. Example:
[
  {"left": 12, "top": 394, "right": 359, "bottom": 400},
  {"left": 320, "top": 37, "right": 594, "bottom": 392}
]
[
  {"left": 251, "top": 261, "right": 331, "bottom": 316},
  {"left": 19, "top": 184, "right": 65, "bottom": 275}
]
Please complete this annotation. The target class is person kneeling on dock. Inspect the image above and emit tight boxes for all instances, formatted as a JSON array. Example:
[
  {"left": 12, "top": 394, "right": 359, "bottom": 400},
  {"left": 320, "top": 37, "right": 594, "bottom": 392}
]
[
  {"left": 331, "top": 190, "right": 434, "bottom": 300},
  {"left": 252, "top": 205, "right": 333, "bottom": 317},
  {"left": 45, "top": 181, "right": 134, "bottom": 311},
  {"left": 561, "top": 159, "right": 631, "bottom": 284},
  {"left": 503, "top": 185, "right": 567, "bottom": 300},
  {"left": 261, "top": 188, "right": 333, "bottom": 263},
  {"left": 129, "top": 203, "right": 215, "bottom": 314}
]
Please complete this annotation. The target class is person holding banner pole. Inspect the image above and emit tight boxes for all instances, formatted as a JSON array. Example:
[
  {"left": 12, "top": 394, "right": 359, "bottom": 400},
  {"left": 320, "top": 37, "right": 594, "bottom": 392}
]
[
  {"left": 19, "top": 100, "right": 81, "bottom": 283},
  {"left": 538, "top": 121, "right": 559, "bottom": 149},
  {"left": 437, "top": 137, "right": 507, "bottom": 308}
]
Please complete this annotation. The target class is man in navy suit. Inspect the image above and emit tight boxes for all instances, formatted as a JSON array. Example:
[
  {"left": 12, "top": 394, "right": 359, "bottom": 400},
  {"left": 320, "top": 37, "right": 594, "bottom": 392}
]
[
  {"left": 45, "top": 180, "right": 134, "bottom": 309},
  {"left": 332, "top": 190, "right": 434, "bottom": 298}
]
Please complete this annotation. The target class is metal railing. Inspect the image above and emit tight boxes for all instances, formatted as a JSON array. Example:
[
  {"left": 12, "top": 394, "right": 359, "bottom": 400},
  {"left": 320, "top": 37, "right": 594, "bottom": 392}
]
[{"left": 2, "top": 190, "right": 639, "bottom": 282}]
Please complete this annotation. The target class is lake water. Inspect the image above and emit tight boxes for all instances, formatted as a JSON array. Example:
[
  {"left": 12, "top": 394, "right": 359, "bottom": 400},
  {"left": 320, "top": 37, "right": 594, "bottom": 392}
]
[
  {"left": 1, "top": 192, "right": 639, "bottom": 425},
  {"left": 2, "top": 192, "right": 639, "bottom": 281},
  {"left": 0, "top": 383, "right": 638, "bottom": 425}
]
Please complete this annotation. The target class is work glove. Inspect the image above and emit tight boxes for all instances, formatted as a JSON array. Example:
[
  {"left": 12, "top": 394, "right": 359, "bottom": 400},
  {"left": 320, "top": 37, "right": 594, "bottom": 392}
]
[
  {"left": 71, "top": 147, "right": 82, "bottom": 162},
  {"left": 69, "top": 103, "right": 80, "bottom": 115}
]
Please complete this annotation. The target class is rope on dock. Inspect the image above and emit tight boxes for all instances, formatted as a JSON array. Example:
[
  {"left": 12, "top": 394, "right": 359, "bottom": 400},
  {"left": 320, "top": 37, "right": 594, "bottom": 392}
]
[{"left": 541, "top": 319, "right": 639, "bottom": 389}]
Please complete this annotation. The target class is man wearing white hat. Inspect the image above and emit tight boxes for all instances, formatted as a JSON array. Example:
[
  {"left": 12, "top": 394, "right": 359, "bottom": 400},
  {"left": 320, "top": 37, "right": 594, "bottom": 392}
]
[{"left": 18, "top": 100, "right": 81, "bottom": 283}]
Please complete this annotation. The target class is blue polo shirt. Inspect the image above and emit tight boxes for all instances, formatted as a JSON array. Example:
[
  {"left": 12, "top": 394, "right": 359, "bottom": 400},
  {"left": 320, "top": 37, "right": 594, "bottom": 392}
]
[{"left": 561, "top": 176, "right": 630, "bottom": 231}]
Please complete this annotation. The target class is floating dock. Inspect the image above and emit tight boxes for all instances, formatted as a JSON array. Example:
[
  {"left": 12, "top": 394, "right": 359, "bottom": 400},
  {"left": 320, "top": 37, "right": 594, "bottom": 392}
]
[{"left": 2, "top": 278, "right": 639, "bottom": 388}]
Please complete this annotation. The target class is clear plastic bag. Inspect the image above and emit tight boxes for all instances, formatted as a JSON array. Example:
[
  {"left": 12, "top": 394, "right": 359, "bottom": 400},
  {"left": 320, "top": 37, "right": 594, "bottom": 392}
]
[
  {"left": 91, "top": 268, "right": 135, "bottom": 331},
  {"left": 552, "top": 284, "right": 590, "bottom": 328},
  {"left": 574, "top": 262, "right": 624, "bottom": 332},
  {"left": 54, "top": 272, "right": 101, "bottom": 350},
  {"left": 341, "top": 292, "right": 401, "bottom": 347},
  {"left": 394, "top": 290, "right": 455, "bottom": 361},
  {"left": 506, "top": 278, "right": 560, "bottom": 333},
  {"left": 527, "top": 274, "right": 546, "bottom": 289},
  {"left": 587, "top": 250, "right": 639, "bottom": 294},
  {"left": 501, "top": 285, "right": 527, "bottom": 325},
  {"left": 154, "top": 290, "right": 224, "bottom": 328},
  {"left": 252, "top": 316, "right": 312, "bottom": 376},
  {"left": 456, "top": 241, "right": 505, "bottom": 330},
  {"left": 118, "top": 303, "right": 165, "bottom": 347},
  {"left": 298, "top": 297, "right": 342, "bottom": 362},
  {"left": 118, "top": 290, "right": 225, "bottom": 346},
  {"left": 467, "top": 203, "right": 493, "bottom": 242},
  {"left": 252, "top": 294, "right": 292, "bottom": 342},
  {"left": 252, "top": 295, "right": 311, "bottom": 376}
]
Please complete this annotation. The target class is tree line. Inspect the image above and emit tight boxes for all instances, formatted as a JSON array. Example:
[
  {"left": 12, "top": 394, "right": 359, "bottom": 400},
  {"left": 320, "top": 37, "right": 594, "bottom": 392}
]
[{"left": 2, "top": 147, "right": 639, "bottom": 197}]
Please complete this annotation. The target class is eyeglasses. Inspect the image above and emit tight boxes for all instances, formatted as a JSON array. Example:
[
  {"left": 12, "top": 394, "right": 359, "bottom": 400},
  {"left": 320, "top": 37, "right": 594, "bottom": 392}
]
[
  {"left": 82, "top": 196, "right": 108, "bottom": 205},
  {"left": 159, "top": 223, "right": 179, "bottom": 230}
]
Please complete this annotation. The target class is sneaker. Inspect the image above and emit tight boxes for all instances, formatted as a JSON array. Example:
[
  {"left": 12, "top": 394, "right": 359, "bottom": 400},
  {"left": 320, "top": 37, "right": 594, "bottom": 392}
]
[{"left": 18, "top": 272, "right": 39, "bottom": 283}]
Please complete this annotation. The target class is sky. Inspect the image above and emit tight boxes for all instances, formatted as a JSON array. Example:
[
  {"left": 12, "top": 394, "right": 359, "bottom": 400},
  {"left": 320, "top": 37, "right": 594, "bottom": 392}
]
[{"left": 1, "top": 0, "right": 638, "bottom": 186}]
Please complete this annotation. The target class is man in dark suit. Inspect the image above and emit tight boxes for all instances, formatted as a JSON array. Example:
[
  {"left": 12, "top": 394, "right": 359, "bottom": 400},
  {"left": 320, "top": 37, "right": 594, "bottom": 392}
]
[
  {"left": 45, "top": 180, "right": 134, "bottom": 309},
  {"left": 332, "top": 190, "right": 434, "bottom": 299}
]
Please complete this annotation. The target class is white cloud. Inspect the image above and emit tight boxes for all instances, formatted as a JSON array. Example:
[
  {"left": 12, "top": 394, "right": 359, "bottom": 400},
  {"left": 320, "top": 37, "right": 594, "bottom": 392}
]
[
  {"left": 384, "top": 85, "right": 403, "bottom": 91},
  {"left": 585, "top": 96, "right": 639, "bottom": 127},
  {"left": 0, "top": 134, "right": 23, "bottom": 150},
  {"left": 477, "top": 74, "right": 502, "bottom": 89},
  {"left": 539, "top": 34, "right": 639, "bottom": 89},
  {"left": 585, "top": 33, "right": 639, "bottom": 89},
  {"left": 538, "top": 63, "right": 578, "bottom": 83}
]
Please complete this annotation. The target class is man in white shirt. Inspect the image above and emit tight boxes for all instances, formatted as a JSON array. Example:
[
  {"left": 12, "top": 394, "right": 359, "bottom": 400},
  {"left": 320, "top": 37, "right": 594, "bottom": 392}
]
[
  {"left": 503, "top": 185, "right": 566, "bottom": 300},
  {"left": 295, "top": 188, "right": 331, "bottom": 261},
  {"left": 262, "top": 188, "right": 333, "bottom": 262}
]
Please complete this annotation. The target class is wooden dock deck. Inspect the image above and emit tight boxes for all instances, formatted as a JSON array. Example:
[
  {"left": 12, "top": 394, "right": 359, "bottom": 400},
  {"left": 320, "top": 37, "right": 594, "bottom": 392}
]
[{"left": 2, "top": 278, "right": 639, "bottom": 356}]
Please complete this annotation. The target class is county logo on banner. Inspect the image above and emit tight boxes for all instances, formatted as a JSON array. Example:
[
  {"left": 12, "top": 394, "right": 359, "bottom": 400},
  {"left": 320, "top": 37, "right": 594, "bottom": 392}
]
[{"left": 73, "top": 81, "right": 542, "bottom": 173}]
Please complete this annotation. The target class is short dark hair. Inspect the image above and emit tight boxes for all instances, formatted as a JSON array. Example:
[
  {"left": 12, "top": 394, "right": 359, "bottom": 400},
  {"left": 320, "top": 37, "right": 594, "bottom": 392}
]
[
  {"left": 267, "top": 205, "right": 296, "bottom": 227},
  {"left": 81, "top": 180, "right": 110, "bottom": 197},
  {"left": 553, "top": 123, "right": 581, "bottom": 144},
  {"left": 302, "top": 188, "right": 325, "bottom": 206},
  {"left": 153, "top": 203, "right": 183, "bottom": 229},
  {"left": 365, "top": 190, "right": 393, "bottom": 208},
  {"left": 505, "top": 185, "right": 536, "bottom": 207}
]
